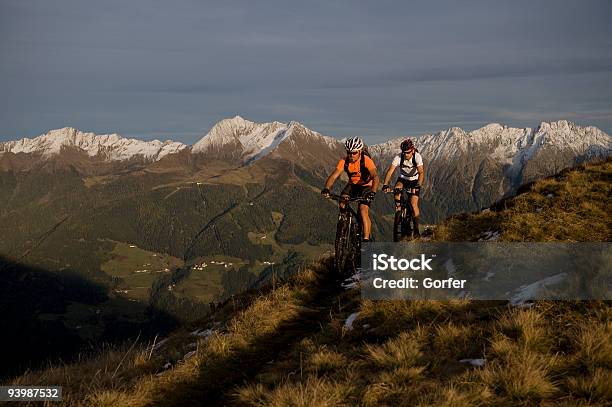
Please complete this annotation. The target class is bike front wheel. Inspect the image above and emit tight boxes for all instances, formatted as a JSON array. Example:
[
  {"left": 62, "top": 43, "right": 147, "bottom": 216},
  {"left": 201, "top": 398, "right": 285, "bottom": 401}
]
[
  {"left": 346, "top": 218, "right": 361, "bottom": 273},
  {"left": 334, "top": 213, "right": 351, "bottom": 274}
]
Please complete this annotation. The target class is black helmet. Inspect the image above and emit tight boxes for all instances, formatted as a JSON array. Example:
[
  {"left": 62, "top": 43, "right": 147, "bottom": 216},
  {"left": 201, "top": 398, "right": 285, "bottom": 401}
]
[{"left": 400, "top": 139, "right": 414, "bottom": 152}]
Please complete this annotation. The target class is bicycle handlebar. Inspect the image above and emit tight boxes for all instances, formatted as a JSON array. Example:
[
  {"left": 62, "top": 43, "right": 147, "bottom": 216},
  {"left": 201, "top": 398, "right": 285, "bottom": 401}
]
[
  {"left": 327, "top": 193, "right": 372, "bottom": 203},
  {"left": 383, "top": 186, "right": 420, "bottom": 194}
]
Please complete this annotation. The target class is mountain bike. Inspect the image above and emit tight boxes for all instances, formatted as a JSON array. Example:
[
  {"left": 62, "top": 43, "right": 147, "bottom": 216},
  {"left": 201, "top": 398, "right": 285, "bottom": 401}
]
[
  {"left": 387, "top": 186, "right": 420, "bottom": 242},
  {"left": 327, "top": 194, "right": 372, "bottom": 275}
]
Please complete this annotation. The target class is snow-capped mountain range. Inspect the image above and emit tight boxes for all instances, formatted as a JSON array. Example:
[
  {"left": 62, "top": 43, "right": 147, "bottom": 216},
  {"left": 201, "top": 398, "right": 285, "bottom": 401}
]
[
  {"left": 372, "top": 120, "right": 610, "bottom": 163},
  {"left": 371, "top": 120, "right": 611, "bottom": 184},
  {"left": 0, "top": 116, "right": 610, "bottom": 222},
  {"left": 0, "top": 127, "right": 187, "bottom": 162},
  {"left": 1, "top": 117, "right": 610, "bottom": 169}
]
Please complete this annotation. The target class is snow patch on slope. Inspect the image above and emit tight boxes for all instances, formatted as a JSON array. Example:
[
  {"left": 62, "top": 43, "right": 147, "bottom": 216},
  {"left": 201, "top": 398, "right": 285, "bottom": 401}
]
[
  {"left": 509, "top": 272, "right": 568, "bottom": 306},
  {"left": 243, "top": 125, "right": 290, "bottom": 163},
  {"left": 343, "top": 312, "right": 360, "bottom": 331}
]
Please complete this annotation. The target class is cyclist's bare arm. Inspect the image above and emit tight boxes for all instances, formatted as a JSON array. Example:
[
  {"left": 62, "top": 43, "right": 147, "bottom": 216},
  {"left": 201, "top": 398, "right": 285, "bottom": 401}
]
[
  {"left": 324, "top": 167, "right": 344, "bottom": 190},
  {"left": 417, "top": 164, "right": 425, "bottom": 186},
  {"left": 382, "top": 164, "right": 397, "bottom": 186},
  {"left": 370, "top": 167, "right": 380, "bottom": 192}
]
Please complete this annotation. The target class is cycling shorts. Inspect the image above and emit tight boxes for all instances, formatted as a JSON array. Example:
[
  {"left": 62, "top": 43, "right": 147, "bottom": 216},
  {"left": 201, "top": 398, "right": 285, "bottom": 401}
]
[
  {"left": 395, "top": 177, "right": 420, "bottom": 197},
  {"left": 341, "top": 183, "right": 373, "bottom": 206}
]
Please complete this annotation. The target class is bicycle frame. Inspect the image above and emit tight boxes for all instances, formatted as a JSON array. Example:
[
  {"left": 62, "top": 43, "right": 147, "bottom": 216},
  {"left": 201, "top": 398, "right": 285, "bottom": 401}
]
[
  {"left": 328, "top": 194, "right": 371, "bottom": 274},
  {"left": 386, "top": 187, "right": 419, "bottom": 241},
  {"left": 329, "top": 194, "right": 367, "bottom": 220}
]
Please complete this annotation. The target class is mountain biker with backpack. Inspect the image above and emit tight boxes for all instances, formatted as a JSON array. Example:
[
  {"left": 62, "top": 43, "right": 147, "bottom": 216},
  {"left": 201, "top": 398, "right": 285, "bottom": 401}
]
[
  {"left": 321, "top": 137, "right": 380, "bottom": 242},
  {"left": 382, "top": 139, "right": 425, "bottom": 237}
]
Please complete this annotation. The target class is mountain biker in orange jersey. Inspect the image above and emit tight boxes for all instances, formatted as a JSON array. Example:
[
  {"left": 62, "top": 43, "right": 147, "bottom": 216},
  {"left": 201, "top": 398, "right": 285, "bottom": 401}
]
[
  {"left": 321, "top": 137, "right": 380, "bottom": 242},
  {"left": 382, "top": 139, "right": 425, "bottom": 237}
]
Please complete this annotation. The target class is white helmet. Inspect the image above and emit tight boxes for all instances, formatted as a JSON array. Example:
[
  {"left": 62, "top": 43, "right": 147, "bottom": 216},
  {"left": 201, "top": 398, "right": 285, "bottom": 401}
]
[{"left": 345, "top": 137, "right": 364, "bottom": 152}]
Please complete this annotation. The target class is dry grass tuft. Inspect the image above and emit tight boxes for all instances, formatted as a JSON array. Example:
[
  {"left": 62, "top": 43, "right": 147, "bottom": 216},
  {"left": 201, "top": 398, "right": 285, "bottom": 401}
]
[
  {"left": 229, "top": 286, "right": 303, "bottom": 340},
  {"left": 361, "top": 377, "right": 426, "bottom": 407},
  {"left": 359, "top": 299, "right": 445, "bottom": 335},
  {"left": 10, "top": 341, "right": 160, "bottom": 406},
  {"left": 366, "top": 328, "right": 427, "bottom": 369},
  {"left": 433, "top": 322, "right": 476, "bottom": 358},
  {"left": 290, "top": 266, "right": 320, "bottom": 287},
  {"left": 306, "top": 349, "right": 348, "bottom": 374},
  {"left": 378, "top": 366, "right": 425, "bottom": 384},
  {"left": 496, "top": 308, "right": 551, "bottom": 352},
  {"left": 571, "top": 320, "right": 612, "bottom": 372},
  {"left": 235, "top": 377, "right": 355, "bottom": 407},
  {"left": 85, "top": 388, "right": 149, "bottom": 407},
  {"left": 478, "top": 350, "right": 558, "bottom": 400},
  {"left": 234, "top": 383, "right": 269, "bottom": 406},
  {"left": 565, "top": 368, "right": 612, "bottom": 401},
  {"left": 418, "top": 384, "right": 493, "bottom": 407}
]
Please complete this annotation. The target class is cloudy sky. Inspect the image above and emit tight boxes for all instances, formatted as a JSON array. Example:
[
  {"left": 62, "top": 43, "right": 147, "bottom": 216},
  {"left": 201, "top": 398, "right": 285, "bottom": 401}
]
[{"left": 1, "top": 0, "right": 611, "bottom": 144}]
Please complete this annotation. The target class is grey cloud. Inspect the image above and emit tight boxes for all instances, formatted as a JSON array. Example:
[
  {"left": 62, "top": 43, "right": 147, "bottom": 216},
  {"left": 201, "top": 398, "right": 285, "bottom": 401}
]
[
  {"left": 317, "top": 58, "right": 612, "bottom": 90},
  {"left": 0, "top": 0, "right": 611, "bottom": 141}
]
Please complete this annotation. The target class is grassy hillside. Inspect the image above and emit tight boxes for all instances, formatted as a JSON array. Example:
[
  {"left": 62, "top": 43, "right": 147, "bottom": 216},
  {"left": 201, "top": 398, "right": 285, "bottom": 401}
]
[
  {"left": 434, "top": 159, "right": 611, "bottom": 242},
  {"left": 8, "top": 160, "right": 611, "bottom": 406},
  {"left": 0, "top": 160, "right": 379, "bottom": 370}
]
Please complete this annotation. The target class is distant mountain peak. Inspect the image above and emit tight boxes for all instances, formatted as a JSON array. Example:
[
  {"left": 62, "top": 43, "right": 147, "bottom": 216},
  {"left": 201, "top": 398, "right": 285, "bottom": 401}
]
[
  {"left": 191, "top": 116, "right": 341, "bottom": 162},
  {"left": 221, "top": 115, "right": 253, "bottom": 127},
  {"left": 287, "top": 120, "right": 306, "bottom": 129},
  {"left": 192, "top": 116, "right": 282, "bottom": 158},
  {"left": 479, "top": 123, "right": 505, "bottom": 132}
]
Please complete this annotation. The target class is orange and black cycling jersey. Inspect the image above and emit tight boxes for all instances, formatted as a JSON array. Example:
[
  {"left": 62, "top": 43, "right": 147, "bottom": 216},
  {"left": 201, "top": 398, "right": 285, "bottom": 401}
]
[{"left": 336, "top": 154, "right": 377, "bottom": 186}]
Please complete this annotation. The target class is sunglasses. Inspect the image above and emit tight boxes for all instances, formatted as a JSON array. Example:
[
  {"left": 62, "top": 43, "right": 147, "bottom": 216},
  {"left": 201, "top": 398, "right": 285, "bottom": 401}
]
[{"left": 347, "top": 151, "right": 360, "bottom": 156}]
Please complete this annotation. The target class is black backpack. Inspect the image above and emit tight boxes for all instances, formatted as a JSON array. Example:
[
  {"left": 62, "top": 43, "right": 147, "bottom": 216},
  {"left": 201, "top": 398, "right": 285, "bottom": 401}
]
[
  {"left": 399, "top": 149, "right": 419, "bottom": 178},
  {"left": 344, "top": 146, "right": 372, "bottom": 184}
]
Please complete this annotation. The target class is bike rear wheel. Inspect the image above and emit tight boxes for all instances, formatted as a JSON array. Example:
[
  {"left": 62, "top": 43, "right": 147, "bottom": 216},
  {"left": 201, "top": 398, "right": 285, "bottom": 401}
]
[
  {"left": 393, "top": 209, "right": 404, "bottom": 242},
  {"left": 394, "top": 207, "right": 413, "bottom": 241},
  {"left": 403, "top": 208, "right": 413, "bottom": 239},
  {"left": 346, "top": 218, "right": 361, "bottom": 273}
]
